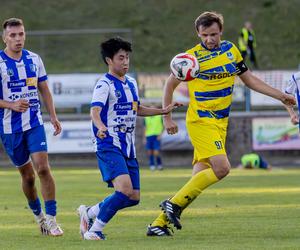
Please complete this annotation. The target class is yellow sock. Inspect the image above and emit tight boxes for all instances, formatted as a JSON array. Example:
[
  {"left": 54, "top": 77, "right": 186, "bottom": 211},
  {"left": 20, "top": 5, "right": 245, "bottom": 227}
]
[
  {"left": 151, "top": 168, "right": 219, "bottom": 227},
  {"left": 171, "top": 168, "right": 219, "bottom": 208}
]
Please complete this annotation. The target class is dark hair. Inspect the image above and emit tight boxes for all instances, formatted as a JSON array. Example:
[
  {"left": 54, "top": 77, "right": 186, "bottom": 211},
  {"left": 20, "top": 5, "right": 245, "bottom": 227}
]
[
  {"left": 3, "top": 17, "right": 23, "bottom": 30},
  {"left": 100, "top": 37, "right": 132, "bottom": 65},
  {"left": 194, "top": 11, "right": 224, "bottom": 32}
]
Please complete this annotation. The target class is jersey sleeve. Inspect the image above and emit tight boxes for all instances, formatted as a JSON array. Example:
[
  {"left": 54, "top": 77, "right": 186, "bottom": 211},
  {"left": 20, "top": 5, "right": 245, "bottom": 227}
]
[
  {"left": 37, "top": 56, "right": 48, "bottom": 83},
  {"left": 232, "top": 42, "right": 248, "bottom": 75},
  {"left": 91, "top": 80, "right": 109, "bottom": 107},
  {"left": 285, "top": 73, "right": 298, "bottom": 95}
]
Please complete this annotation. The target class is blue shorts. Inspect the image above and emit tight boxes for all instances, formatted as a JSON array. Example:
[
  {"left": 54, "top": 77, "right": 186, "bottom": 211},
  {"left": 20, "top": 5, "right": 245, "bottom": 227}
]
[
  {"left": 96, "top": 147, "right": 140, "bottom": 189},
  {"left": 259, "top": 156, "right": 268, "bottom": 169},
  {"left": 146, "top": 135, "right": 161, "bottom": 150},
  {"left": 0, "top": 125, "right": 48, "bottom": 167}
]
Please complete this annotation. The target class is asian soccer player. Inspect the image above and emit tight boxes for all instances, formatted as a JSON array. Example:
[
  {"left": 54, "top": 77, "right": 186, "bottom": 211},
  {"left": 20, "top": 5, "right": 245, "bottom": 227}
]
[
  {"left": 146, "top": 11, "right": 296, "bottom": 236},
  {"left": 77, "top": 37, "right": 181, "bottom": 240},
  {"left": 0, "top": 18, "right": 63, "bottom": 236}
]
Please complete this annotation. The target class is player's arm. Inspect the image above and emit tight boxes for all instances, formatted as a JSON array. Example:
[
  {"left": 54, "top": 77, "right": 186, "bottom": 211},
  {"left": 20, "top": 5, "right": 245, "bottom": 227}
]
[
  {"left": 163, "top": 74, "right": 181, "bottom": 135},
  {"left": 239, "top": 70, "right": 296, "bottom": 106},
  {"left": 137, "top": 102, "right": 182, "bottom": 117},
  {"left": 38, "top": 80, "right": 61, "bottom": 136},
  {"left": 284, "top": 104, "right": 299, "bottom": 125},
  {"left": 0, "top": 99, "right": 29, "bottom": 112},
  {"left": 90, "top": 106, "right": 107, "bottom": 139}
]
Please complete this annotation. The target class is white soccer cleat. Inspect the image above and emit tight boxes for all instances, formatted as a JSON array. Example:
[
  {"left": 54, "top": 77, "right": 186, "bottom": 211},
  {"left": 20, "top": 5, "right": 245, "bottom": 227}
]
[
  {"left": 34, "top": 212, "right": 49, "bottom": 235},
  {"left": 77, "top": 205, "right": 92, "bottom": 238},
  {"left": 83, "top": 231, "right": 105, "bottom": 240},
  {"left": 46, "top": 216, "right": 64, "bottom": 236}
]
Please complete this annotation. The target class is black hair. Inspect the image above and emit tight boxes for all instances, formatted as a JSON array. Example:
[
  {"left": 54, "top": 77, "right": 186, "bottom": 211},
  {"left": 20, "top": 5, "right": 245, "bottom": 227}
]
[
  {"left": 3, "top": 17, "right": 23, "bottom": 30},
  {"left": 100, "top": 37, "right": 132, "bottom": 65}
]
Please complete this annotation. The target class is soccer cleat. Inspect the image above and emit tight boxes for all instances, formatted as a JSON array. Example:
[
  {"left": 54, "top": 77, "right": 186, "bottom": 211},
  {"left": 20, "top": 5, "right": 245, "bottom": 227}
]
[
  {"left": 157, "top": 165, "right": 163, "bottom": 171},
  {"left": 160, "top": 199, "right": 182, "bottom": 230},
  {"left": 150, "top": 165, "right": 156, "bottom": 171},
  {"left": 146, "top": 224, "right": 172, "bottom": 236},
  {"left": 34, "top": 213, "right": 49, "bottom": 235},
  {"left": 77, "top": 205, "right": 94, "bottom": 238},
  {"left": 46, "top": 216, "right": 64, "bottom": 236},
  {"left": 83, "top": 231, "right": 106, "bottom": 240}
]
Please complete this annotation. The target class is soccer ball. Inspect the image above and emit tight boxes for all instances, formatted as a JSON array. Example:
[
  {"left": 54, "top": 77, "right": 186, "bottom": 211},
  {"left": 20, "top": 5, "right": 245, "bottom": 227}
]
[{"left": 170, "top": 53, "right": 199, "bottom": 81}]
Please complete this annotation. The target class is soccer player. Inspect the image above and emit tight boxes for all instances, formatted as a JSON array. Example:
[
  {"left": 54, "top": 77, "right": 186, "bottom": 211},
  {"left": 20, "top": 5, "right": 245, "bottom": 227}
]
[
  {"left": 77, "top": 37, "right": 180, "bottom": 240},
  {"left": 0, "top": 18, "right": 63, "bottom": 236},
  {"left": 146, "top": 11, "right": 296, "bottom": 236},
  {"left": 284, "top": 71, "right": 300, "bottom": 126}
]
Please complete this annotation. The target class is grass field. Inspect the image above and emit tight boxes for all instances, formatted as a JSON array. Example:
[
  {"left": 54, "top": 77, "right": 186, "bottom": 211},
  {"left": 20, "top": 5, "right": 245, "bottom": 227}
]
[{"left": 0, "top": 168, "right": 300, "bottom": 250}]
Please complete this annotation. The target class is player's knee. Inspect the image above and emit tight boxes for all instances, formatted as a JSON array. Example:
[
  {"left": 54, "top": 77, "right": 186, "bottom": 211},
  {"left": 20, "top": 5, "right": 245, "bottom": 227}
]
[
  {"left": 120, "top": 187, "right": 134, "bottom": 197},
  {"left": 22, "top": 173, "right": 35, "bottom": 187},
  {"left": 36, "top": 165, "right": 51, "bottom": 178},
  {"left": 214, "top": 164, "right": 230, "bottom": 179}
]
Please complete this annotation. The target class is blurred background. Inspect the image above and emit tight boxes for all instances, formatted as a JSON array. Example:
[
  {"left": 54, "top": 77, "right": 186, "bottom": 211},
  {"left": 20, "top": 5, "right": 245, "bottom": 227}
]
[{"left": 1, "top": 0, "right": 300, "bottom": 168}]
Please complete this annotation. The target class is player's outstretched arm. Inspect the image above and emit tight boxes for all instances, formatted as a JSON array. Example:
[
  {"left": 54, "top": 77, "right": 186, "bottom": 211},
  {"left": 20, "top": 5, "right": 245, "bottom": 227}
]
[
  {"left": 38, "top": 81, "right": 61, "bottom": 135},
  {"left": 137, "top": 102, "right": 182, "bottom": 117},
  {"left": 239, "top": 70, "right": 296, "bottom": 106}
]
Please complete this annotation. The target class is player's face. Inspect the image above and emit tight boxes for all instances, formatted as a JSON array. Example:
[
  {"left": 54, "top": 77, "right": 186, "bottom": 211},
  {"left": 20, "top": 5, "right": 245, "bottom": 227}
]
[
  {"left": 2, "top": 25, "right": 26, "bottom": 53},
  {"left": 107, "top": 49, "right": 130, "bottom": 77},
  {"left": 197, "top": 22, "right": 222, "bottom": 50}
]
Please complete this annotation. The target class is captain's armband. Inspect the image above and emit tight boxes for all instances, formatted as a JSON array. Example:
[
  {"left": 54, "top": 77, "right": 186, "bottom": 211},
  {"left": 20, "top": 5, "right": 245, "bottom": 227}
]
[{"left": 236, "top": 61, "right": 248, "bottom": 75}]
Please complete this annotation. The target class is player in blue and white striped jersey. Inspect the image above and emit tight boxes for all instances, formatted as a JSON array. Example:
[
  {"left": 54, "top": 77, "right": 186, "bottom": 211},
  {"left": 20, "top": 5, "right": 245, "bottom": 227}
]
[
  {"left": 77, "top": 37, "right": 181, "bottom": 240},
  {"left": 0, "top": 18, "right": 63, "bottom": 236},
  {"left": 285, "top": 71, "right": 300, "bottom": 126}
]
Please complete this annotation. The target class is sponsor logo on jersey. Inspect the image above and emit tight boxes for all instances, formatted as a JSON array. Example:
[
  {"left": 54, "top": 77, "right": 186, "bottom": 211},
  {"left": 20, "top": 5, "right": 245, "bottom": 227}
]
[
  {"left": 114, "top": 102, "right": 133, "bottom": 111},
  {"left": 26, "top": 77, "right": 38, "bottom": 87},
  {"left": 209, "top": 72, "right": 235, "bottom": 80},
  {"left": 7, "top": 79, "right": 26, "bottom": 89},
  {"left": 8, "top": 93, "right": 20, "bottom": 101},
  {"left": 29, "top": 64, "right": 37, "bottom": 73}
]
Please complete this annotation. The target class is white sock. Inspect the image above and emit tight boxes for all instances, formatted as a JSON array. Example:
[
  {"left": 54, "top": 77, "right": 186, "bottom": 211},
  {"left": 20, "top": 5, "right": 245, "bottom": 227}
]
[
  {"left": 87, "top": 203, "right": 101, "bottom": 219},
  {"left": 89, "top": 218, "right": 106, "bottom": 232},
  {"left": 46, "top": 214, "right": 55, "bottom": 222}
]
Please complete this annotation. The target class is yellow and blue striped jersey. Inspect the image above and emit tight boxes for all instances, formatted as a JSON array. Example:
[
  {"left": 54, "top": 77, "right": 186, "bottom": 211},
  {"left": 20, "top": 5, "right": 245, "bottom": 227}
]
[{"left": 185, "top": 40, "right": 246, "bottom": 125}]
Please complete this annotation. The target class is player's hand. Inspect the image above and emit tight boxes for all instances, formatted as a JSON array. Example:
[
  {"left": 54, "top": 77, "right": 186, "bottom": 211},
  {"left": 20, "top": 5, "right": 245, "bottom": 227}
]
[
  {"left": 97, "top": 125, "right": 108, "bottom": 139},
  {"left": 281, "top": 93, "right": 296, "bottom": 106},
  {"left": 10, "top": 99, "right": 29, "bottom": 112},
  {"left": 291, "top": 114, "right": 299, "bottom": 125},
  {"left": 162, "top": 102, "right": 183, "bottom": 114},
  {"left": 163, "top": 116, "right": 178, "bottom": 135},
  {"left": 51, "top": 118, "right": 62, "bottom": 136}
]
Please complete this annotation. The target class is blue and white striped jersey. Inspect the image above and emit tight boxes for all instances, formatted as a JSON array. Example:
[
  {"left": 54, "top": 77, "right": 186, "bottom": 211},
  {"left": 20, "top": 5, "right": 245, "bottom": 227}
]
[
  {"left": 91, "top": 73, "right": 139, "bottom": 158},
  {"left": 285, "top": 71, "right": 300, "bottom": 116},
  {"left": 0, "top": 49, "right": 47, "bottom": 134}
]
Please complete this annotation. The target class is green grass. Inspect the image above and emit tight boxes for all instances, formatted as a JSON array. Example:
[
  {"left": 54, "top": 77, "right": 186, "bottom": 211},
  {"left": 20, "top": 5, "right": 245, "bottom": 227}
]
[{"left": 0, "top": 168, "right": 300, "bottom": 249}]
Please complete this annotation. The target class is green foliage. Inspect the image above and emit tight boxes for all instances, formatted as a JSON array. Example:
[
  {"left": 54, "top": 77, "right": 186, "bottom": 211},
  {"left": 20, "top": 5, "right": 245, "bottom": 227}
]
[
  {"left": 1, "top": 0, "right": 300, "bottom": 72},
  {"left": 0, "top": 168, "right": 300, "bottom": 249}
]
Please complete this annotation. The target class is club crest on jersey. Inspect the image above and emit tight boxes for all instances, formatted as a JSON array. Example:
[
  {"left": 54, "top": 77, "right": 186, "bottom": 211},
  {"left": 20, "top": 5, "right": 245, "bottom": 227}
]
[
  {"left": 29, "top": 64, "right": 37, "bottom": 73},
  {"left": 115, "top": 90, "right": 122, "bottom": 98},
  {"left": 7, "top": 68, "right": 14, "bottom": 76},
  {"left": 226, "top": 52, "right": 233, "bottom": 60}
]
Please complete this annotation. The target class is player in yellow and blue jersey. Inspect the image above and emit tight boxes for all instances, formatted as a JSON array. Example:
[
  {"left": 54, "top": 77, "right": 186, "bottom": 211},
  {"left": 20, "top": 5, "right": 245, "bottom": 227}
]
[{"left": 147, "top": 11, "right": 296, "bottom": 236}]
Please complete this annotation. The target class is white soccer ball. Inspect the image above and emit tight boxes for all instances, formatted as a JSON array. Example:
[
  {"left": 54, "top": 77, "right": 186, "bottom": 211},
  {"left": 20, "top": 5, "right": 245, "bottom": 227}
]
[{"left": 170, "top": 53, "right": 199, "bottom": 81}]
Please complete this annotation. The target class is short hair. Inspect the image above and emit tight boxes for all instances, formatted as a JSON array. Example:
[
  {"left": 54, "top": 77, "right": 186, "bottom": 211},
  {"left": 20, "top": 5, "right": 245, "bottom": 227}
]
[
  {"left": 3, "top": 18, "right": 23, "bottom": 30},
  {"left": 194, "top": 11, "right": 224, "bottom": 32},
  {"left": 100, "top": 37, "right": 132, "bottom": 65}
]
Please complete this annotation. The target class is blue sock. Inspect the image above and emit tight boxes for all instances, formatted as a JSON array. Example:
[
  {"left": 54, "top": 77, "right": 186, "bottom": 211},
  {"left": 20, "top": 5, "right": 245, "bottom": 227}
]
[
  {"left": 156, "top": 156, "right": 162, "bottom": 166},
  {"left": 28, "top": 198, "right": 42, "bottom": 216},
  {"left": 149, "top": 155, "right": 155, "bottom": 166},
  {"left": 97, "top": 191, "right": 139, "bottom": 223},
  {"left": 45, "top": 200, "right": 57, "bottom": 216}
]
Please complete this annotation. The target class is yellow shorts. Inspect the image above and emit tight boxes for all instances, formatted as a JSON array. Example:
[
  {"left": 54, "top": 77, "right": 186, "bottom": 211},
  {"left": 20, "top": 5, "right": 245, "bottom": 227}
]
[{"left": 187, "top": 121, "right": 227, "bottom": 165}]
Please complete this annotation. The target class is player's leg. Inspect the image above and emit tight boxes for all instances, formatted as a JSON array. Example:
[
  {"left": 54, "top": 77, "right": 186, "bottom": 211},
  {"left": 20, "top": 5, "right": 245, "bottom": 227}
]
[
  {"left": 146, "top": 136, "right": 155, "bottom": 170},
  {"left": 83, "top": 149, "right": 139, "bottom": 240},
  {"left": 154, "top": 136, "right": 163, "bottom": 170},
  {"left": 27, "top": 125, "right": 63, "bottom": 236},
  {"left": 0, "top": 132, "right": 48, "bottom": 234}
]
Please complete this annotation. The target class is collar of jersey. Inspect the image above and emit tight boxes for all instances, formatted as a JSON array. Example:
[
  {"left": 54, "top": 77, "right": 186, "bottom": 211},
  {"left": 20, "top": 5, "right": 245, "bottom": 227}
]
[
  {"left": 105, "top": 73, "right": 128, "bottom": 85},
  {"left": 1, "top": 49, "right": 25, "bottom": 63},
  {"left": 200, "top": 42, "right": 221, "bottom": 52}
]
